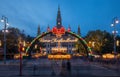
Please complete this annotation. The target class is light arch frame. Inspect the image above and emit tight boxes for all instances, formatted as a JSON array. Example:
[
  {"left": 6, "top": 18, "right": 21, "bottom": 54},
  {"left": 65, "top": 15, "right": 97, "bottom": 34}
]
[{"left": 26, "top": 31, "right": 92, "bottom": 57}]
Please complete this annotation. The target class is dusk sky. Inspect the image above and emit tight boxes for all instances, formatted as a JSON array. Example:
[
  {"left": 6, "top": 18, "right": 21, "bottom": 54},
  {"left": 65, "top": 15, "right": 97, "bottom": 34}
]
[{"left": 0, "top": 0, "right": 120, "bottom": 37}]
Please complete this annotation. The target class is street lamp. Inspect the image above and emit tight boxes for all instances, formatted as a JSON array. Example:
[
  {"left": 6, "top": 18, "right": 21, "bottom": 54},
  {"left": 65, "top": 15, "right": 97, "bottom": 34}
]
[
  {"left": 1, "top": 16, "right": 9, "bottom": 64},
  {"left": 111, "top": 17, "right": 119, "bottom": 56}
]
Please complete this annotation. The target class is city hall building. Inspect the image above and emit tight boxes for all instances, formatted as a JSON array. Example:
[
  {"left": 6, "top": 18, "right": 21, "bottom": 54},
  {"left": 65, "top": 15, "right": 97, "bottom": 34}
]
[{"left": 37, "top": 7, "right": 81, "bottom": 55}]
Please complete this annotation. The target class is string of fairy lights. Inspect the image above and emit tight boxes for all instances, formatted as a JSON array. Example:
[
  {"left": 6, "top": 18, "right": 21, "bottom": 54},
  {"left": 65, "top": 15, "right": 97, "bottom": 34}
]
[{"left": 26, "top": 31, "right": 92, "bottom": 56}]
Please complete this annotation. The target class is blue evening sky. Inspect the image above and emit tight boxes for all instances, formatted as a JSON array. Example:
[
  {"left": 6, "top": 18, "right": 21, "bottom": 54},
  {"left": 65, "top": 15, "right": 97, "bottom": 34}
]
[{"left": 0, "top": 0, "right": 120, "bottom": 37}]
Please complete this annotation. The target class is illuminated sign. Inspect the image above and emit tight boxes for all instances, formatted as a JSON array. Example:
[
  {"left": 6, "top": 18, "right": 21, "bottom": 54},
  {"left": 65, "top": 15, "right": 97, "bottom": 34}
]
[{"left": 48, "top": 54, "right": 71, "bottom": 60}]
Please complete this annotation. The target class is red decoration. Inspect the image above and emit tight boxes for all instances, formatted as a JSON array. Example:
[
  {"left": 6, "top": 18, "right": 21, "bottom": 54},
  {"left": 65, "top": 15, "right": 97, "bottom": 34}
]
[
  {"left": 52, "top": 26, "right": 65, "bottom": 37},
  {"left": 47, "top": 26, "right": 50, "bottom": 32},
  {"left": 19, "top": 44, "right": 23, "bottom": 52},
  {"left": 40, "top": 47, "right": 42, "bottom": 53},
  {"left": 68, "top": 27, "right": 71, "bottom": 32}
]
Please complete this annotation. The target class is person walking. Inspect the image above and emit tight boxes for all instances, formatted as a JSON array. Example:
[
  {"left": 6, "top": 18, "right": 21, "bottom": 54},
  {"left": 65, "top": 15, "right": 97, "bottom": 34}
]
[
  {"left": 60, "top": 60, "right": 66, "bottom": 76},
  {"left": 66, "top": 60, "right": 71, "bottom": 75}
]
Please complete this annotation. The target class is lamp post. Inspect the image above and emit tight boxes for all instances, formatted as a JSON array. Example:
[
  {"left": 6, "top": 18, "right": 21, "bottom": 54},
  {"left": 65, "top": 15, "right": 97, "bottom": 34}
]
[
  {"left": 111, "top": 17, "right": 119, "bottom": 57},
  {"left": 19, "top": 43, "right": 23, "bottom": 76},
  {"left": 1, "top": 16, "right": 9, "bottom": 64}
]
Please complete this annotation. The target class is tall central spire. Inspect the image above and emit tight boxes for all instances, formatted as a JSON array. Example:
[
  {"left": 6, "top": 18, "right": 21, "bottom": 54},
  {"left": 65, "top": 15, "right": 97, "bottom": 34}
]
[{"left": 56, "top": 6, "right": 62, "bottom": 29}]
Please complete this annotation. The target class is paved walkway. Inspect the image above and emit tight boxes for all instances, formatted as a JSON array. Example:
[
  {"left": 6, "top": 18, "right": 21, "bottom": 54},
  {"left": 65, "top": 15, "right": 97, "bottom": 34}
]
[{"left": 0, "top": 59, "right": 120, "bottom": 77}]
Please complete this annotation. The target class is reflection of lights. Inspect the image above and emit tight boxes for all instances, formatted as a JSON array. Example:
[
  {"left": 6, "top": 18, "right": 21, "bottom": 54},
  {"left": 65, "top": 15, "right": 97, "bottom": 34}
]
[
  {"left": 32, "top": 53, "right": 46, "bottom": 58},
  {"left": 92, "top": 54, "right": 101, "bottom": 58}
]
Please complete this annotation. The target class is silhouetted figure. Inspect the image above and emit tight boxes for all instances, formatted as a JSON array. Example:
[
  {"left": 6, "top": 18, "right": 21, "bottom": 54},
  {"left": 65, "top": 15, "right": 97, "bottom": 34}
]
[
  {"left": 33, "top": 63, "right": 37, "bottom": 75},
  {"left": 60, "top": 60, "right": 66, "bottom": 76},
  {"left": 62, "top": 60, "right": 66, "bottom": 68},
  {"left": 66, "top": 60, "right": 71, "bottom": 75}
]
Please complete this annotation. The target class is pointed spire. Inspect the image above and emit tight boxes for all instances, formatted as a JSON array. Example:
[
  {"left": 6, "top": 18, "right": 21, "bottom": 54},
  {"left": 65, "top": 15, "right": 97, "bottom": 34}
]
[
  {"left": 68, "top": 25, "right": 71, "bottom": 32},
  {"left": 47, "top": 24, "right": 50, "bottom": 32},
  {"left": 56, "top": 6, "right": 62, "bottom": 29},
  {"left": 77, "top": 25, "right": 81, "bottom": 36},
  {"left": 37, "top": 24, "right": 41, "bottom": 36},
  {"left": 58, "top": 5, "right": 60, "bottom": 11}
]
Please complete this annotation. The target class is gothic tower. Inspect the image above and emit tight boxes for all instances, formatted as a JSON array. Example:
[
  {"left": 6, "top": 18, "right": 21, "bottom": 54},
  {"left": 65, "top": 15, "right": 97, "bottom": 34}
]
[
  {"left": 68, "top": 25, "right": 71, "bottom": 32},
  {"left": 56, "top": 6, "right": 62, "bottom": 29},
  {"left": 37, "top": 24, "right": 41, "bottom": 36},
  {"left": 47, "top": 24, "right": 50, "bottom": 32},
  {"left": 77, "top": 25, "right": 81, "bottom": 36}
]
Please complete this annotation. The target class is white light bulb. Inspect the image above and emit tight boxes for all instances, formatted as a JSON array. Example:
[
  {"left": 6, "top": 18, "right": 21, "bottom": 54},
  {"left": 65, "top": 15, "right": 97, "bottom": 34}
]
[
  {"left": 1, "top": 19, "right": 4, "bottom": 22},
  {"left": 6, "top": 23, "right": 9, "bottom": 26},
  {"left": 111, "top": 24, "right": 114, "bottom": 27},
  {"left": 115, "top": 20, "right": 119, "bottom": 24}
]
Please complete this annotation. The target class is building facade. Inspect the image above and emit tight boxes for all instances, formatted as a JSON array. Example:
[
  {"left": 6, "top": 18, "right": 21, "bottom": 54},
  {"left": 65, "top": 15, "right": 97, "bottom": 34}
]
[{"left": 38, "top": 7, "right": 80, "bottom": 54}]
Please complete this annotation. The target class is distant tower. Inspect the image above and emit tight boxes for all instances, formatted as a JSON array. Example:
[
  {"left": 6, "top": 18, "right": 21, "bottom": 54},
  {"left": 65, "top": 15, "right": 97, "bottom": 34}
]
[
  {"left": 56, "top": 6, "right": 62, "bottom": 29},
  {"left": 47, "top": 24, "right": 50, "bottom": 32},
  {"left": 37, "top": 24, "right": 41, "bottom": 36},
  {"left": 77, "top": 25, "right": 81, "bottom": 36},
  {"left": 68, "top": 25, "right": 71, "bottom": 32}
]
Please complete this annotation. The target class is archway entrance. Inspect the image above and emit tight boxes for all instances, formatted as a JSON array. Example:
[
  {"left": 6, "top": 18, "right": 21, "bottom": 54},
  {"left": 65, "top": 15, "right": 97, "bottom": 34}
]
[
  {"left": 26, "top": 31, "right": 92, "bottom": 59},
  {"left": 25, "top": 30, "right": 92, "bottom": 75}
]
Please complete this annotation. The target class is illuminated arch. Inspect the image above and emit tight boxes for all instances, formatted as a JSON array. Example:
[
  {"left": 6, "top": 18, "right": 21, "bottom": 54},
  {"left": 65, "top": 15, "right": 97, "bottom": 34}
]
[
  {"left": 26, "top": 31, "right": 92, "bottom": 57},
  {"left": 66, "top": 31, "right": 92, "bottom": 57},
  {"left": 26, "top": 31, "right": 52, "bottom": 53}
]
